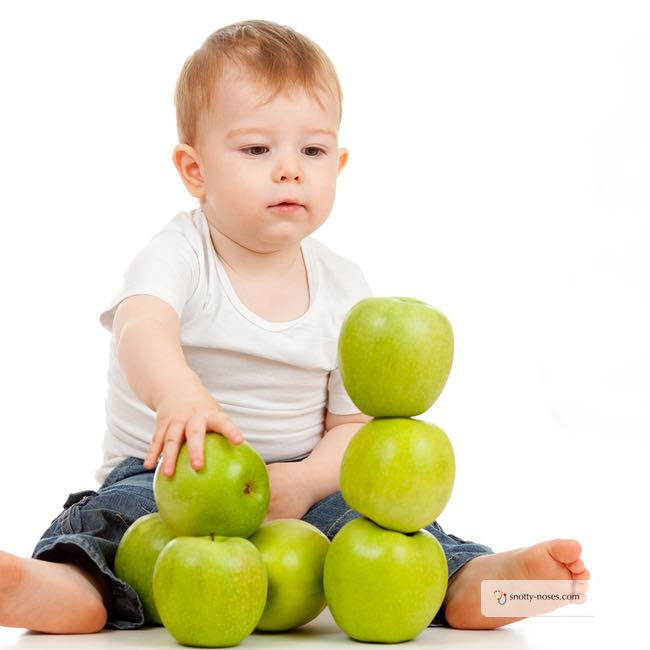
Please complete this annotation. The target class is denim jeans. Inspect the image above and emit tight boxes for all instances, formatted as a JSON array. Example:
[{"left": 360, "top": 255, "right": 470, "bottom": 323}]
[{"left": 33, "top": 456, "right": 493, "bottom": 629}]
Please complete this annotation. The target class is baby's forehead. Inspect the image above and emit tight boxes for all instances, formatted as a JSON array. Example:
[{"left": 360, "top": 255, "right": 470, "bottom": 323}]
[
  {"left": 218, "top": 68, "right": 329, "bottom": 110},
  {"left": 206, "top": 71, "right": 338, "bottom": 127}
]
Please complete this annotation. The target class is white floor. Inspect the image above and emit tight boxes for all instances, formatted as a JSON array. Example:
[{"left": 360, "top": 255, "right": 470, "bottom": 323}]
[{"left": 0, "top": 606, "right": 617, "bottom": 650}]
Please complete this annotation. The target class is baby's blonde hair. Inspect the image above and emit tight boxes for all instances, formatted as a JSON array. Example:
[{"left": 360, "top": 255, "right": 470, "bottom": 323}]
[{"left": 174, "top": 19, "right": 343, "bottom": 148}]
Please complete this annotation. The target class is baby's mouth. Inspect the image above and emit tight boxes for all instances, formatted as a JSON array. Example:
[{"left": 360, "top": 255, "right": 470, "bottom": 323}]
[{"left": 269, "top": 201, "right": 305, "bottom": 211}]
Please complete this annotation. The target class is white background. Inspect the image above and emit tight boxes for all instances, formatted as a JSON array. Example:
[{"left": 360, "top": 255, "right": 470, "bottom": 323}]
[{"left": 0, "top": 0, "right": 647, "bottom": 635}]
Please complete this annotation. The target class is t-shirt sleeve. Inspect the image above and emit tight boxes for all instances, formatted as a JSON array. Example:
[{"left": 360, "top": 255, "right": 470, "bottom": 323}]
[
  {"left": 326, "top": 268, "right": 374, "bottom": 415},
  {"left": 99, "top": 230, "right": 199, "bottom": 333}
]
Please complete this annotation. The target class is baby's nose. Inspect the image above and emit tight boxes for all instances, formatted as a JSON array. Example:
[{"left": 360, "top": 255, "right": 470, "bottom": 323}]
[
  {"left": 279, "top": 171, "right": 302, "bottom": 182},
  {"left": 273, "top": 157, "right": 303, "bottom": 183}
]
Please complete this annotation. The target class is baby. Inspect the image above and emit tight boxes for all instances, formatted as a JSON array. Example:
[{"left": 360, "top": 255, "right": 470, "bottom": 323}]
[{"left": 0, "top": 19, "right": 589, "bottom": 635}]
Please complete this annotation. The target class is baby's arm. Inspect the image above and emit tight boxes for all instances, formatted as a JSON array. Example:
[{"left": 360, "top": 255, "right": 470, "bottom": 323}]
[
  {"left": 301, "top": 411, "right": 373, "bottom": 501},
  {"left": 112, "top": 294, "right": 242, "bottom": 475},
  {"left": 262, "top": 411, "right": 371, "bottom": 521}
]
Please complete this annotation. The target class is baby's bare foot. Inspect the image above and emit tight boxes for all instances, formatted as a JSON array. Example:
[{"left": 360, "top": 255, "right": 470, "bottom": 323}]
[
  {"left": 0, "top": 550, "right": 108, "bottom": 633},
  {"left": 443, "top": 539, "right": 590, "bottom": 630}
]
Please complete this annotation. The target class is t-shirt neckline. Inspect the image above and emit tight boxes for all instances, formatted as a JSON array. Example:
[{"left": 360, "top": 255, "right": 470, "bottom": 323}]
[{"left": 197, "top": 209, "right": 316, "bottom": 332}]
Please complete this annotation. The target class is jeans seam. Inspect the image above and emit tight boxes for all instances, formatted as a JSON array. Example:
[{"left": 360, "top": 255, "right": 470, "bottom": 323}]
[
  {"left": 61, "top": 507, "right": 72, "bottom": 535},
  {"left": 114, "top": 511, "right": 132, "bottom": 529},
  {"left": 326, "top": 508, "right": 353, "bottom": 537},
  {"left": 60, "top": 499, "right": 89, "bottom": 536},
  {"left": 447, "top": 551, "right": 479, "bottom": 563}
]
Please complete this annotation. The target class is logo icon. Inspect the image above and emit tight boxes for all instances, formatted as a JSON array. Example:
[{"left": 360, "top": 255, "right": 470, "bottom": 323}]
[{"left": 493, "top": 589, "right": 508, "bottom": 606}]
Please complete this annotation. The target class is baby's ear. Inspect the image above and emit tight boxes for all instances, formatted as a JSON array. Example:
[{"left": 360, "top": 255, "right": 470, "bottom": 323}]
[
  {"left": 172, "top": 144, "right": 204, "bottom": 199},
  {"left": 337, "top": 148, "right": 349, "bottom": 175}
]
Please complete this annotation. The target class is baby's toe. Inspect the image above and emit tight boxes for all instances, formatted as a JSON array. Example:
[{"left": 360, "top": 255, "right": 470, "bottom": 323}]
[
  {"left": 573, "top": 568, "right": 590, "bottom": 581},
  {"left": 548, "top": 538, "right": 582, "bottom": 565},
  {"left": 566, "top": 558, "right": 584, "bottom": 574}
]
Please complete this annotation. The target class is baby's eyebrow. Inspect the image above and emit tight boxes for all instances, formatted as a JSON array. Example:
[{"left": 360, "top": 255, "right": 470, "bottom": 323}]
[{"left": 227, "top": 127, "right": 336, "bottom": 139}]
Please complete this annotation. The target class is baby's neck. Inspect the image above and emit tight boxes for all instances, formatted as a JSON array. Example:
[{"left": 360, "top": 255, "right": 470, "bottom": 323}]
[
  {"left": 207, "top": 221, "right": 311, "bottom": 322},
  {"left": 208, "top": 223, "right": 303, "bottom": 279}
]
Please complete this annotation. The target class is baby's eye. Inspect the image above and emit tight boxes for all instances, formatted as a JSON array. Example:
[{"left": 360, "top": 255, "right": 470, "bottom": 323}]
[
  {"left": 303, "top": 146, "right": 326, "bottom": 157},
  {"left": 241, "top": 145, "right": 326, "bottom": 157},
  {"left": 242, "top": 146, "right": 269, "bottom": 156}
]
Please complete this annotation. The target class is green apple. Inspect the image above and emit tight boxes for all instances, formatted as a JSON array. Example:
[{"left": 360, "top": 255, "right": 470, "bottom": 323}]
[
  {"left": 153, "top": 535, "right": 267, "bottom": 647},
  {"left": 323, "top": 517, "right": 448, "bottom": 643},
  {"left": 338, "top": 297, "right": 454, "bottom": 417},
  {"left": 340, "top": 417, "right": 454, "bottom": 533},
  {"left": 154, "top": 432, "right": 270, "bottom": 538},
  {"left": 248, "top": 519, "right": 330, "bottom": 631},
  {"left": 114, "top": 512, "right": 175, "bottom": 624}
]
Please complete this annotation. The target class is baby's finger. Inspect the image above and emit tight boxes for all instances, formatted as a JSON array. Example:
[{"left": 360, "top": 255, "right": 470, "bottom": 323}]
[
  {"left": 207, "top": 411, "right": 243, "bottom": 445},
  {"left": 161, "top": 421, "right": 186, "bottom": 476},
  {"left": 144, "top": 423, "right": 167, "bottom": 469},
  {"left": 185, "top": 415, "right": 207, "bottom": 470}
]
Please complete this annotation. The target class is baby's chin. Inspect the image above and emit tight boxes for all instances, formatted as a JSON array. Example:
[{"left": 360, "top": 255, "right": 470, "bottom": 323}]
[{"left": 256, "top": 219, "right": 325, "bottom": 248}]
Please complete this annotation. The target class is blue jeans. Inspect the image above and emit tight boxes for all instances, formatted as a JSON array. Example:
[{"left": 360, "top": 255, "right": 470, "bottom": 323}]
[{"left": 33, "top": 457, "right": 493, "bottom": 629}]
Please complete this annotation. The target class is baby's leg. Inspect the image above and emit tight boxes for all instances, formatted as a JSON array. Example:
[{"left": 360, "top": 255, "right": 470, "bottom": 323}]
[
  {"left": 302, "top": 490, "right": 363, "bottom": 540},
  {"left": 0, "top": 551, "right": 108, "bottom": 633},
  {"left": 303, "top": 494, "right": 496, "bottom": 628},
  {"left": 442, "top": 538, "right": 590, "bottom": 629},
  {"left": 2, "top": 457, "right": 157, "bottom": 634},
  {"left": 423, "top": 521, "right": 495, "bottom": 626}
]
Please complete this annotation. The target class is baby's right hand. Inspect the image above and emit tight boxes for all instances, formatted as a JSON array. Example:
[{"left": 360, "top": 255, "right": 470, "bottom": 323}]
[{"left": 144, "top": 382, "right": 243, "bottom": 477}]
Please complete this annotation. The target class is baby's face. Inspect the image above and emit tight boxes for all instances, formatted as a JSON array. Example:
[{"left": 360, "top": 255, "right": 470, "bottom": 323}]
[{"left": 175, "top": 66, "right": 347, "bottom": 253}]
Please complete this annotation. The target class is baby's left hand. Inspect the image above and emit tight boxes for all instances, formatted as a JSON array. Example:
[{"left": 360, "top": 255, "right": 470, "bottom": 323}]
[{"left": 264, "top": 460, "right": 316, "bottom": 522}]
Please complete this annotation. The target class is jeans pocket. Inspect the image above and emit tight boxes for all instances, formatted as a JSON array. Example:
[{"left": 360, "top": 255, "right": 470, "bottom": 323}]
[{"left": 63, "top": 490, "right": 98, "bottom": 509}]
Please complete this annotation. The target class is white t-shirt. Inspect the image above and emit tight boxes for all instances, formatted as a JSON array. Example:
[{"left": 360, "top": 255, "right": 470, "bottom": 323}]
[{"left": 96, "top": 207, "right": 372, "bottom": 484}]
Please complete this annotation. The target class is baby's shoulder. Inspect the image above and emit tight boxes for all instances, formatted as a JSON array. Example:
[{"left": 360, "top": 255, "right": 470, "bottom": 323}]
[
  {"left": 305, "top": 237, "right": 364, "bottom": 277},
  {"left": 304, "top": 237, "right": 368, "bottom": 301},
  {"left": 160, "top": 209, "right": 205, "bottom": 248}
]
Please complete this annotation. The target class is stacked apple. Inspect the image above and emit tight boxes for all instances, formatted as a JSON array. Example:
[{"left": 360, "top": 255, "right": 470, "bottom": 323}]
[
  {"left": 114, "top": 434, "right": 331, "bottom": 647},
  {"left": 324, "top": 297, "right": 456, "bottom": 643}
]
